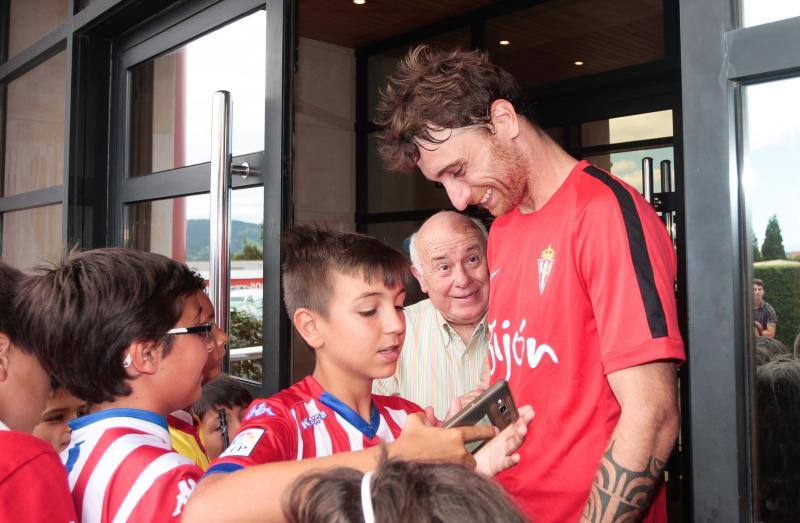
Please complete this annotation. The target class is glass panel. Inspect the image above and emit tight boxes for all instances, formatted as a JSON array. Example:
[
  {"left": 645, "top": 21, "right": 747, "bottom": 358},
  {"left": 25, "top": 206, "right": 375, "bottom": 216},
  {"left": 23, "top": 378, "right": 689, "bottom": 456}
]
[
  {"left": 8, "top": 0, "right": 68, "bottom": 60},
  {"left": 365, "top": 220, "right": 427, "bottom": 306},
  {"left": 367, "top": 28, "right": 470, "bottom": 123},
  {"left": 486, "top": 0, "right": 663, "bottom": 88},
  {"left": 123, "top": 187, "right": 264, "bottom": 383},
  {"left": 1, "top": 203, "right": 62, "bottom": 270},
  {"left": 367, "top": 133, "right": 453, "bottom": 213},
  {"left": 129, "top": 10, "right": 266, "bottom": 176},
  {"left": 584, "top": 147, "right": 674, "bottom": 194},
  {"left": 4, "top": 52, "right": 66, "bottom": 196},
  {"left": 742, "top": 0, "right": 800, "bottom": 28},
  {"left": 581, "top": 110, "right": 673, "bottom": 147},
  {"left": 743, "top": 77, "right": 800, "bottom": 522}
]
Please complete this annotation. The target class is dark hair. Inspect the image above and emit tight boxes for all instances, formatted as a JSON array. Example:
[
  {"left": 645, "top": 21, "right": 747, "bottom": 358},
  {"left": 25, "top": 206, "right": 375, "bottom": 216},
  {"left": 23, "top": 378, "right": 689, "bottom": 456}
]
[
  {"left": 0, "top": 261, "right": 24, "bottom": 344},
  {"left": 756, "top": 356, "right": 800, "bottom": 520},
  {"left": 374, "top": 45, "right": 534, "bottom": 174},
  {"left": 753, "top": 278, "right": 764, "bottom": 288},
  {"left": 193, "top": 374, "right": 253, "bottom": 419},
  {"left": 755, "top": 336, "right": 791, "bottom": 366},
  {"left": 13, "top": 248, "right": 205, "bottom": 403},
  {"left": 282, "top": 226, "right": 410, "bottom": 318},
  {"left": 283, "top": 455, "right": 526, "bottom": 523}
]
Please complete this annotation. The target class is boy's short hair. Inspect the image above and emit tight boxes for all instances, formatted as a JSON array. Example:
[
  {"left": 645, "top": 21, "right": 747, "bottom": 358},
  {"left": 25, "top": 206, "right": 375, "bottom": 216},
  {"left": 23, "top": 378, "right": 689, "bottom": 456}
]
[
  {"left": 0, "top": 261, "right": 24, "bottom": 343},
  {"left": 755, "top": 336, "right": 791, "bottom": 366},
  {"left": 193, "top": 375, "right": 253, "bottom": 419},
  {"left": 754, "top": 278, "right": 765, "bottom": 288},
  {"left": 281, "top": 226, "right": 410, "bottom": 318},
  {"left": 13, "top": 248, "right": 204, "bottom": 404}
]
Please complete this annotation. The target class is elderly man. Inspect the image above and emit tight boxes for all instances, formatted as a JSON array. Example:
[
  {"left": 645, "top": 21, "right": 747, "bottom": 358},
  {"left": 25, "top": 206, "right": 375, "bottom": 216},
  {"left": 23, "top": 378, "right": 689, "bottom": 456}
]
[
  {"left": 374, "top": 211, "right": 490, "bottom": 420},
  {"left": 375, "top": 46, "right": 685, "bottom": 523}
]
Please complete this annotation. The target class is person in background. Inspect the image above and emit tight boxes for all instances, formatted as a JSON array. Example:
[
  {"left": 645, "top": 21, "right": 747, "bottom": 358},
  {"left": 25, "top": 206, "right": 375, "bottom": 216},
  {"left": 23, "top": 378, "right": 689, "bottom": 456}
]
[
  {"left": 374, "top": 211, "right": 490, "bottom": 420},
  {"left": 283, "top": 455, "right": 527, "bottom": 523},
  {"left": 32, "top": 379, "right": 87, "bottom": 453},
  {"left": 169, "top": 287, "right": 230, "bottom": 470},
  {"left": 193, "top": 374, "right": 253, "bottom": 460},
  {"left": 0, "top": 261, "right": 76, "bottom": 523},
  {"left": 753, "top": 278, "right": 777, "bottom": 338}
]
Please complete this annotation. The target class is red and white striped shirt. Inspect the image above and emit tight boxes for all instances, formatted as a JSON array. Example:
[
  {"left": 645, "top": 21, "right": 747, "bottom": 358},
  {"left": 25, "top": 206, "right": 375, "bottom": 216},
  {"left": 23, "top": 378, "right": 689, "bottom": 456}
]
[
  {"left": 62, "top": 409, "right": 202, "bottom": 522},
  {"left": 206, "top": 375, "right": 422, "bottom": 475}
]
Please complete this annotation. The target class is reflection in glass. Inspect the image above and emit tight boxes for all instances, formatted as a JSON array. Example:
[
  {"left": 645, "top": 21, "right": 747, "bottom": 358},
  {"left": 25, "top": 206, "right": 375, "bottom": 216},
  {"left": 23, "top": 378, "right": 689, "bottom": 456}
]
[
  {"left": 581, "top": 110, "right": 673, "bottom": 147},
  {"left": 123, "top": 187, "right": 264, "bottom": 382},
  {"left": 745, "top": 77, "right": 800, "bottom": 521},
  {"left": 742, "top": 0, "right": 800, "bottom": 28},
  {"left": 486, "top": 0, "right": 663, "bottom": 88},
  {"left": 584, "top": 147, "right": 674, "bottom": 195},
  {"left": 129, "top": 10, "right": 266, "bottom": 177},
  {"left": 1, "top": 204, "right": 62, "bottom": 270},
  {"left": 8, "top": 0, "right": 68, "bottom": 59},
  {"left": 4, "top": 52, "right": 66, "bottom": 196}
]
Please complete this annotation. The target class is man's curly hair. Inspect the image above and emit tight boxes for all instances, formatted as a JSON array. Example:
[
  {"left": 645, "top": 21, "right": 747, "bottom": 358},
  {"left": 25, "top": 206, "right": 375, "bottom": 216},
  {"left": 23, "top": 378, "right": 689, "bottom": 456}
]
[{"left": 374, "top": 45, "right": 534, "bottom": 174}]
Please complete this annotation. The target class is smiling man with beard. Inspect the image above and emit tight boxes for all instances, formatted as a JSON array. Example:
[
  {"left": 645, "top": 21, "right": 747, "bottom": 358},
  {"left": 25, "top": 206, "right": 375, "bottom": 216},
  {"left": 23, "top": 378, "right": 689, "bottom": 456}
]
[
  {"left": 374, "top": 211, "right": 490, "bottom": 421},
  {"left": 375, "top": 46, "right": 686, "bottom": 523}
]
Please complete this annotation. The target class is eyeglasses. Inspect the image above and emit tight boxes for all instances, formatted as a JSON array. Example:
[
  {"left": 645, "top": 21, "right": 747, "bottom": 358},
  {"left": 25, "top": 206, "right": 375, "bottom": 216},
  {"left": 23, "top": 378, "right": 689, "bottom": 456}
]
[{"left": 166, "top": 322, "right": 214, "bottom": 346}]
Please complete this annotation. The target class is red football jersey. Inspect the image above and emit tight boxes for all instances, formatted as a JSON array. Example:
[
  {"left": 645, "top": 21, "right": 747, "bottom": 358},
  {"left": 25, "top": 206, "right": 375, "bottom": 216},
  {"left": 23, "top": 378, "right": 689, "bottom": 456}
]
[
  {"left": 207, "top": 375, "right": 422, "bottom": 475},
  {"left": 0, "top": 428, "right": 77, "bottom": 523},
  {"left": 487, "top": 161, "right": 685, "bottom": 522}
]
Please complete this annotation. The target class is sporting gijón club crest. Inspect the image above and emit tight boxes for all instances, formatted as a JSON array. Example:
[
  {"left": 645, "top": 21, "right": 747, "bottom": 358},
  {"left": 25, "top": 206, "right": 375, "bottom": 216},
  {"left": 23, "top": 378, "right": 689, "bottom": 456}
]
[{"left": 537, "top": 244, "right": 555, "bottom": 294}]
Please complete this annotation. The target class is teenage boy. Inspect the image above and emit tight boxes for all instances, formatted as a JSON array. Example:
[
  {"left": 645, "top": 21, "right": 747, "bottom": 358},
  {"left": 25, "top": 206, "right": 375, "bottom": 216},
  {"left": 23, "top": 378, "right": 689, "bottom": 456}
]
[
  {"left": 185, "top": 227, "right": 534, "bottom": 523},
  {"left": 192, "top": 374, "right": 253, "bottom": 460},
  {"left": 33, "top": 381, "right": 88, "bottom": 453},
  {"left": 14, "top": 249, "right": 210, "bottom": 521},
  {"left": 0, "top": 261, "right": 76, "bottom": 522}
]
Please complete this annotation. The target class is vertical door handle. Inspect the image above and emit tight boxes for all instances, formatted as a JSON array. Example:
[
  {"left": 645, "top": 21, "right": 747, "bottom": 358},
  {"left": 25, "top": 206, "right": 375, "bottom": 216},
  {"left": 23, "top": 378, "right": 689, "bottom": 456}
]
[
  {"left": 210, "top": 91, "right": 232, "bottom": 339},
  {"left": 642, "top": 157, "right": 654, "bottom": 203}
]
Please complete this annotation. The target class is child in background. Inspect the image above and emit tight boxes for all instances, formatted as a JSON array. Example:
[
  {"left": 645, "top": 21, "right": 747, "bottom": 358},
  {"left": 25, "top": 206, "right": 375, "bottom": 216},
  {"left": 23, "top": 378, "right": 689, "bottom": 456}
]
[
  {"left": 193, "top": 374, "right": 253, "bottom": 460},
  {"left": 283, "top": 456, "right": 527, "bottom": 523},
  {"left": 14, "top": 248, "right": 209, "bottom": 522},
  {"left": 0, "top": 261, "right": 76, "bottom": 523},
  {"left": 168, "top": 287, "right": 230, "bottom": 470},
  {"left": 32, "top": 379, "right": 88, "bottom": 453},
  {"left": 205, "top": 226, "right": 532, "bottom": 478}
]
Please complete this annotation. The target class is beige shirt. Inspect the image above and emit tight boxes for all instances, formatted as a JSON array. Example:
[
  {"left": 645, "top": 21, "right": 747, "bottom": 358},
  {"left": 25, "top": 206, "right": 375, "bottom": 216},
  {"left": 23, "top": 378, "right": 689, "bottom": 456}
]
[{"left": 373, "top": 298, "right": 489, "bottom": 420}]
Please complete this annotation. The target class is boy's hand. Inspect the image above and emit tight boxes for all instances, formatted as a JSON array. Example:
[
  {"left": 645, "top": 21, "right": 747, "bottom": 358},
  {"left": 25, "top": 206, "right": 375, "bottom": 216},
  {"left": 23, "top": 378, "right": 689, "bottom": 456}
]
[
  {"left": 474, "top": 405, "right": 534, "bottom": 477},
  {"left": 390, "top": 413, "right": 497, "bottom": 469}
]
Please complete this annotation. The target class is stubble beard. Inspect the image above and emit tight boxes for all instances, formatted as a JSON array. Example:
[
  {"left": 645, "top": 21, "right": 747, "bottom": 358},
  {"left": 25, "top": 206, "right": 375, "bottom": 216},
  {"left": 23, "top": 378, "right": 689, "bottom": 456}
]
[{"left": 486, "top": 137, "right": 529, "bottom": 217}]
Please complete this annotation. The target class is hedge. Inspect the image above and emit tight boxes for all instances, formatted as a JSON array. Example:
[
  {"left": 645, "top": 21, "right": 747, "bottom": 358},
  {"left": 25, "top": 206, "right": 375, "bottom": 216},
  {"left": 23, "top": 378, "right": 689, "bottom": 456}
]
[{"left": 754, "top": 261, "right": 800, "bottom": 348}]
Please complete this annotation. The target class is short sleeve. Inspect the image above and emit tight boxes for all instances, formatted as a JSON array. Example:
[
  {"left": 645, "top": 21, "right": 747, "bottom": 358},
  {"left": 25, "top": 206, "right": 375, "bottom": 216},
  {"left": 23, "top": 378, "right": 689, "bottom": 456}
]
[
  {"left": 768, "top": 304, "right": 778, "bottom": 324},
  {"left": 205, "top": 400, "right": 296, "bottom": 475},
  {"left": 575, "top": 181, "right": 685, "bottom": 374}
]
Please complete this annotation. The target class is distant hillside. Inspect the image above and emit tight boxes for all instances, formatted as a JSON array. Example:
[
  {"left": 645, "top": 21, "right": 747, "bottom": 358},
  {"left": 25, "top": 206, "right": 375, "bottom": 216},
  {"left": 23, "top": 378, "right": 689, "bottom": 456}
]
[{"left": 186, "top": 219, "right": 263, "bottom": 261}]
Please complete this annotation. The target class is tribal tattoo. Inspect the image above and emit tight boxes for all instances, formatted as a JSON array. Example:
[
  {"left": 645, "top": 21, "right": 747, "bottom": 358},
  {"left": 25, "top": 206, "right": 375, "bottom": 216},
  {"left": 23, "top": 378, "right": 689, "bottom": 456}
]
[{"left": 581, "top": 440, "right": 666, "bottom": 523}]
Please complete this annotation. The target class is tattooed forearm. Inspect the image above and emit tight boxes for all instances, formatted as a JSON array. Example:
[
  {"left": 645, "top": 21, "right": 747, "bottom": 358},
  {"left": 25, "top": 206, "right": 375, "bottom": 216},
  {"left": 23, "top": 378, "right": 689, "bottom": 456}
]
[{"left": 581, "top": 441, "right": 666, "bottom": 523}]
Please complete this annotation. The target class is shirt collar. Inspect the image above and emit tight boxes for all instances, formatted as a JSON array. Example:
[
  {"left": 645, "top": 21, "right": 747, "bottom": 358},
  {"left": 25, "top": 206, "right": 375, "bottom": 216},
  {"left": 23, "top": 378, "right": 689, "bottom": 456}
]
[{"left": 68, "top": 407, "right": 169, "bottom": 432}]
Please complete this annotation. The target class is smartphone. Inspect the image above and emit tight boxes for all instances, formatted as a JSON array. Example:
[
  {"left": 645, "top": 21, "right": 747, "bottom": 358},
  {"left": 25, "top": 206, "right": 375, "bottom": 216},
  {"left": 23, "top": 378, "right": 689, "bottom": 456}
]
[{"left": 443, "top": 380, "right": 518, "bottom": 430}]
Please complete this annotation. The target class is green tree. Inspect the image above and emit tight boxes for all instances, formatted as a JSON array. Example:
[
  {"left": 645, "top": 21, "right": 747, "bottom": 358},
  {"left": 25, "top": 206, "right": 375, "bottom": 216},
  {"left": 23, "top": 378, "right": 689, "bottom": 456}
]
[
  {"left": 753, "top": 234, "right": 762, "bottom": 262},
  {"left": 232, "top": 239, "right": 263, "bottom": 260},
  {"left": 761, "top": 215, "right": 787, "bottom": 261}
]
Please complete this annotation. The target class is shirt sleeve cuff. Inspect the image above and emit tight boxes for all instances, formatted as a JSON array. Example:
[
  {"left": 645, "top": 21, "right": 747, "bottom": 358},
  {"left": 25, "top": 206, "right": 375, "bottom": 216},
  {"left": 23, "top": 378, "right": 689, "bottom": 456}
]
[{"left": 601, "top": 337, "right": 686, "bottom": 375}]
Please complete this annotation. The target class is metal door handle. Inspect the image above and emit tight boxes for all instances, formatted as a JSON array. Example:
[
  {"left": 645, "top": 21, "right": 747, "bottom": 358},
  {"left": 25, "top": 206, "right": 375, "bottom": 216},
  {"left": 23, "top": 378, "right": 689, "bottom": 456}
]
[
  {"left": 210, "top": 91, "right": 232, "bottom": 337},
  {"left": 642, "top": 157, "right": 654, "bottom": 203}
]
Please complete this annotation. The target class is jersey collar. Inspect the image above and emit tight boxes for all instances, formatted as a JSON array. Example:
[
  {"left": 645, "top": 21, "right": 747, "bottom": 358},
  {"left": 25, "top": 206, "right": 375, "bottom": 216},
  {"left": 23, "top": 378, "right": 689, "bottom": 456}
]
[
  {"left": 318, "top": 391, "right": 381, "bottom": 439},
  {"left": 68, "top": 407, "right": 168, "bottom": 431}
]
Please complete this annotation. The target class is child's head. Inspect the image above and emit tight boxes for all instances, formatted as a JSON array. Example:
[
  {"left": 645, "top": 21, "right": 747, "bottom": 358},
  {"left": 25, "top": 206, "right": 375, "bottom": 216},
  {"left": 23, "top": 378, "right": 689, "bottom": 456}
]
[
  {"left": 283, "top": 456, "right": 526, "bottom": 523},
  {"left": 14, "top": 248, "right": 207, "bottom": 414},
  {"left": 0, "top": 261, "right": 51, "bottom": 433},
  {"left": 32, "top": 382, "right": 87, "bottom": 453},
  {"left": 282, "top": 226, "right": 410, "bottom": 379},
  {"left": 193, "top": 374, "right": 253, "bottom": 459}
]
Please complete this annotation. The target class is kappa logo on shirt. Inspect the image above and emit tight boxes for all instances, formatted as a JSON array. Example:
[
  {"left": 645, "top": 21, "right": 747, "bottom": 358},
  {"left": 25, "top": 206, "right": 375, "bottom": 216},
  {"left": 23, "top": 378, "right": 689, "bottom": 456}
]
[
  {"left": 219, "top": 428, "right": 265, "bottom": 457},
  {"left": 171, "top": 478, "right": 196, "bottom": 516},
  {"left": 244, "top": 402, "right": 276, "bottom": 421},
  {"left": 300, "top": 411, "right": 328, "bottom": 430},
  {"left": 537, "top": 244, "right": 555, "bottom": 294}
]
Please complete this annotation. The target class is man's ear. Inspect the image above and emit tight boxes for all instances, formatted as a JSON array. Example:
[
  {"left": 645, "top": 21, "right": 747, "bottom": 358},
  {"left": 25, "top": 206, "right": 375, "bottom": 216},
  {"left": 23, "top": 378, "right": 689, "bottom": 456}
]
[
  {"left": 293, "top": 308, "right": 324, "bottom": 350},
  {"left": 0, "top": 333, "right": 10, "bottom": 383},
  {"left": 125, "top": 340, "right": 161, "bottom": 376},
  {"left": 411, "top": 266, "right": 429, "bottom": 294},
  {"left": 489, "top": 99, "right": 520, "bottom": 140}
]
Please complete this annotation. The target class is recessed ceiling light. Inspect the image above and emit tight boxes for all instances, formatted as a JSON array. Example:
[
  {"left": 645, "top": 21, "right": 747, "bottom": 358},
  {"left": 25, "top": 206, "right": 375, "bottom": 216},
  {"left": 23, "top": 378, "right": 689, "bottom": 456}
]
[
  {"left": 499, "top": 40, "right": 510, "bottom": 46},
  {"left": 353, "top": 0, "right": 365, "bottom": 4},
  {"left": 574, "top": 60, "right": 584, "bottom": 66}
]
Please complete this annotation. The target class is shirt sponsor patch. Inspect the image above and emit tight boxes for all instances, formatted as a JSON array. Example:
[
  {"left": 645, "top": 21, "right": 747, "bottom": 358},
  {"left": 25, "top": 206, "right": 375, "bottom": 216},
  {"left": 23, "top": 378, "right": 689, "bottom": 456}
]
[
  {"left": 300, "top": 411, "right": 327, "bottom": 430},
  {"left": 244, "top": 402, "right": 276, "bottom": 421},
  {"left": 219, "top": 428, "right": 265, "bottom": 457}
]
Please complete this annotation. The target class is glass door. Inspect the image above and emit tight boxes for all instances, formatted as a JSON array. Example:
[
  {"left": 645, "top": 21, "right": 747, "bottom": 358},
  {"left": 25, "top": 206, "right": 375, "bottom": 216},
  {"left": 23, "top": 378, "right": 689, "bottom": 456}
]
[{"left": 110, "top": 1, "right": 291, "bottom": 395}]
